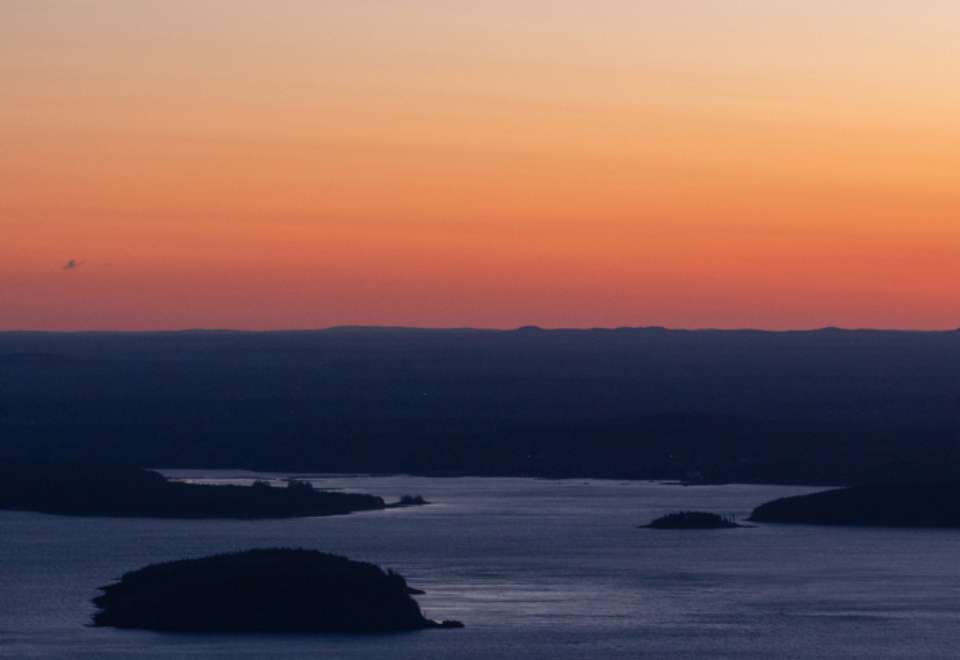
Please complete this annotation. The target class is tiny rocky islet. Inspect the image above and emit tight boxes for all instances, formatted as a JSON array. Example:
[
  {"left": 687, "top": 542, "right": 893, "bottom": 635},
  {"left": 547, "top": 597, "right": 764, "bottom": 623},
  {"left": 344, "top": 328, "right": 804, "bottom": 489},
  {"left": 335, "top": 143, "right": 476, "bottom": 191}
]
[{"left": 642, "top": 511, "right": 747, "bottom": 529}]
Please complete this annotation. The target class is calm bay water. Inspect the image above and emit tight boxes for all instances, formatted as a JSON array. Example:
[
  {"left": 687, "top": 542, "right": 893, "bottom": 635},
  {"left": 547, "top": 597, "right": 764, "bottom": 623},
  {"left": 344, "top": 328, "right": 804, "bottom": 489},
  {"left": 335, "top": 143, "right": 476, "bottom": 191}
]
[{"left": 2, "top": 474, "right": 959, "bottom": 659}]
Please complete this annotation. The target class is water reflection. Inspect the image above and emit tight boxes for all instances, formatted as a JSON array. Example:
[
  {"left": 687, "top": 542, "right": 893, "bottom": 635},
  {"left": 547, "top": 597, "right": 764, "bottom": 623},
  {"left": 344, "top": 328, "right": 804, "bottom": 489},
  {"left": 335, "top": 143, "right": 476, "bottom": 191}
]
[{"left": 1, "top": 475, "right": 959, "bottom": 659}]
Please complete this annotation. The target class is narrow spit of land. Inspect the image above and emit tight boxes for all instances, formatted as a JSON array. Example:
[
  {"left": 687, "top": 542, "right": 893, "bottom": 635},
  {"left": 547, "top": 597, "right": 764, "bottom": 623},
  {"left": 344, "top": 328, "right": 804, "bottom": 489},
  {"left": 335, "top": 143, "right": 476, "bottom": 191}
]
[{"left": 0, "top": 461, "right": 424, "bottom": 519}]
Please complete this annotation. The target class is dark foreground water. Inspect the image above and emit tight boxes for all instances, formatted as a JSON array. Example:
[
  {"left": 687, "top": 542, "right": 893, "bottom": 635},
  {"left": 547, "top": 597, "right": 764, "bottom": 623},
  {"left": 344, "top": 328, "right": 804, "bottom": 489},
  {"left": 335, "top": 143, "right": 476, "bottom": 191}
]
[{"left": 2, "top": 474, "right": 959, "bottom": 659}]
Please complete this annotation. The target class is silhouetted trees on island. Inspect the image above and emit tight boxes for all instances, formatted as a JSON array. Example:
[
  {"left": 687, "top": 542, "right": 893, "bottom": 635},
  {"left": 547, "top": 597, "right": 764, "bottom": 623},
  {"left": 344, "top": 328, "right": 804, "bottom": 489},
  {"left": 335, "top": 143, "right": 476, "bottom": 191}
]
[
  {"left": 642, "top": 511, "right": 745, "bottom": 529},
  {"left": 91, "top": 548, "right": 464, "bottom": 633},
  {"left": 0, "top": 461, "right": 424, "bottom": 519}
]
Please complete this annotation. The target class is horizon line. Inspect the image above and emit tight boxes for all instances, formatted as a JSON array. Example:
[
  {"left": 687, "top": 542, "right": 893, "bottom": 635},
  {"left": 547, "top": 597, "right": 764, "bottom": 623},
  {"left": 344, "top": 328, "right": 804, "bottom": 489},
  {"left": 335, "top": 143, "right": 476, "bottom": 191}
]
[{"left": 2, "top": 325, "right": 959, "bottom": 335}]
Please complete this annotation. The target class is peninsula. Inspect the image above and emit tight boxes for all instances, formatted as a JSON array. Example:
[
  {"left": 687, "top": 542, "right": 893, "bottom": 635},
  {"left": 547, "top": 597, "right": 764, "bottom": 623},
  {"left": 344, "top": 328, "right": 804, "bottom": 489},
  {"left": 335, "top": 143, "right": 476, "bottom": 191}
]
[
  {"left": 91, "top": 548, "right": 464, "bottom": 633},
  {"left": 0, "top": 461, "right": 413, "bottom": 519},
  {"left": 749, "top": 483, "right": 960, "bottom": 527}
]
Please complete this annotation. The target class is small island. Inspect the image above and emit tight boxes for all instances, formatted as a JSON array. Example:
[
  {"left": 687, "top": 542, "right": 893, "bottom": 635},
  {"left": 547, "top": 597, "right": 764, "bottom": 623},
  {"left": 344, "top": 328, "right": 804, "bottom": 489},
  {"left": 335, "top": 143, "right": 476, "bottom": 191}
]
[
  {"left": 91, "top": 548, "right": 464, "bottom": 633},
  {"left": 748, "top": 483, "right": 960, "bottom": 527},
  {"left": 0, "top": 461, "right": 424, "bottom": 519},
  {"left": 397, "top": 494, "right": 428, "bottom": 506},
  {"left": 641, "top": 511, "right": 746, "bottom": 529}
]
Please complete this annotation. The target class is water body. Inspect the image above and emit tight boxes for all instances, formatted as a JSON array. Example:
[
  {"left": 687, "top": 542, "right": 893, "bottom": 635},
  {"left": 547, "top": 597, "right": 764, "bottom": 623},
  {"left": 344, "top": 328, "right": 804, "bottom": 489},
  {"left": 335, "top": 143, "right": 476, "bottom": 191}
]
[{"left": 2, "top": 474, "right": 959, "bottom": 659}]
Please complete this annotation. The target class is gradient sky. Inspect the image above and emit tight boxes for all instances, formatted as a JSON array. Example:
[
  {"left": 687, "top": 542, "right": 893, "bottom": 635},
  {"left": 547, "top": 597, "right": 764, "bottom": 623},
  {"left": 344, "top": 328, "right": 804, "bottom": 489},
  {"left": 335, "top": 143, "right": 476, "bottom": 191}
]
[{"left": 2, "top": 0, "right": 959, "bottom": 330}]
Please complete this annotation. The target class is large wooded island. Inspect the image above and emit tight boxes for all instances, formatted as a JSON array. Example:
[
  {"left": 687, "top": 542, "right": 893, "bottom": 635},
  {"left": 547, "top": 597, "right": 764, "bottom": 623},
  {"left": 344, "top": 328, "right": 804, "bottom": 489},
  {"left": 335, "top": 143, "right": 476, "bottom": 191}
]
[{"left": 91, "top": 548, "right": 464, "bottom": 633}]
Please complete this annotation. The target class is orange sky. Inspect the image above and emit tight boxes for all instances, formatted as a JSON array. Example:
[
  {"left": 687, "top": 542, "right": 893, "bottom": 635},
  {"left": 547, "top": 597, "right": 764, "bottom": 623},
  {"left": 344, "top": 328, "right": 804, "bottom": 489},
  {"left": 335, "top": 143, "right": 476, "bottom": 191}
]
[{"left": 2, "top": 0, "right": 959, "bottom": 330}]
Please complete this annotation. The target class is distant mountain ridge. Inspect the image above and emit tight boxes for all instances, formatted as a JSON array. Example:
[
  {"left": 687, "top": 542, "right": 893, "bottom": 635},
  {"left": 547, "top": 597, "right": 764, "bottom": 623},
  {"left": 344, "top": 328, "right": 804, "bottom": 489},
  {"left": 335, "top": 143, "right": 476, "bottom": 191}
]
[{"left": 3, "top": 327, "right": 960, "bottom": 485}]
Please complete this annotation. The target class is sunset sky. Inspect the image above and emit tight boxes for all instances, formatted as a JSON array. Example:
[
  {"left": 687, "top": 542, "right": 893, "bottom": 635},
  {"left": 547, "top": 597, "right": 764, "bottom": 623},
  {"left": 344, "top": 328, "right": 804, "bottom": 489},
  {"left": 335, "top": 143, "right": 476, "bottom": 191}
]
[{"left": 2, "top": 0, "right": 959, "bottom": 331}]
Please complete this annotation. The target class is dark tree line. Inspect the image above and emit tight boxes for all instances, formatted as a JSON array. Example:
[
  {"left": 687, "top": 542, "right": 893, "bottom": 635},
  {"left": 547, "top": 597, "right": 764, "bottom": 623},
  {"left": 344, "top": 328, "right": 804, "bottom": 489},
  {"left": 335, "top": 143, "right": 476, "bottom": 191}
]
[{"left": 0, "top": 461, "right": 385, "bottom": 518}]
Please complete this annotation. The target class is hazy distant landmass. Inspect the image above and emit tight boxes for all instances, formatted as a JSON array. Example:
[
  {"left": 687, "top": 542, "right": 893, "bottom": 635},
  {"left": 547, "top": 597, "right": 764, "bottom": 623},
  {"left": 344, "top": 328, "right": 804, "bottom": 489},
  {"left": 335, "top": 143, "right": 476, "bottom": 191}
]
[
  {"left": 2, "top": 327, "right": 960, "bottom": 485},
  {"left": 91, "top": 548, "right": 463, "bottom": 633},
  {"left": 0, "top": 461, "right": 393, "bottom": 518},
  {"left": 749, "top": 483, "right": 960, "bottom": 527}
]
